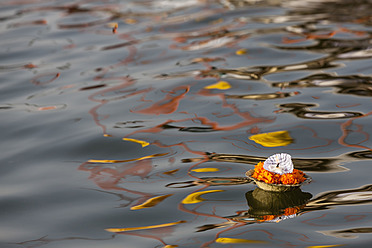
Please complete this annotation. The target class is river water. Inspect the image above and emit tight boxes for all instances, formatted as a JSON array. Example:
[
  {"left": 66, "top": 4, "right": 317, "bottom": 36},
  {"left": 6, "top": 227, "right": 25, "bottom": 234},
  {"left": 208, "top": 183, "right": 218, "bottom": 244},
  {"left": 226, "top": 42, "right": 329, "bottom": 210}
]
[{"left": 1, "top": 0, "right": 372, "bottom": 247}]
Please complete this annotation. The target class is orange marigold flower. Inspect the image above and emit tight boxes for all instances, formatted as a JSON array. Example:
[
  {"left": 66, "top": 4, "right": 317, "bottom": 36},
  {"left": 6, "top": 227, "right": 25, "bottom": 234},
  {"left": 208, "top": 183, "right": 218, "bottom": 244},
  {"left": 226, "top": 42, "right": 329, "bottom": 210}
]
[
  {"left": 283, "top": 206, "right": 302, "bottom": 215},
  {"left": 252, "top": 162, "right": 306, "bottom": 185},
  {"left": 258, "top": 215, "right": 276, "bottom": 222}
]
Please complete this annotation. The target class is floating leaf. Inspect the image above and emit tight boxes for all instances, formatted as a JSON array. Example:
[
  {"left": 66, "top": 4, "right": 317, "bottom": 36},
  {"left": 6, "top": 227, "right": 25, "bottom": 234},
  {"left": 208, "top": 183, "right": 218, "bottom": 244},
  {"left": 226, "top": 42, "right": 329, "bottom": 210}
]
[
  {"left": 181, "top": 190, "right": 223, "bottom": 204},
  {"left": 216, "top": 237, "right": 267, "bottom": 244},
  {"left": 105, "top": 220, "right": 186, "bottom": 233},
  {"left": 307, "top": 245, "right": 343, "bottom": 248},
  {"left": 107, "top": 22, "right": 118, "bottom": 29},
  {"left": 249, "top": 130, "right": 293, "bottom": 147},
  {"left": 123, "top": 138, "right": 150, "bottom": 147},
  {"left": 37, "top": 106, "right": 57, "bottom": 111},
  {"left": 204, "top": 81, "right": 231, "bottom": 90},
  {"left": 88, "top": 153, "right": 168, "bottom": 163},
  {"left": 131, "top": 194, "right": 173, "bottom": 210},
  {"left": 236, "top": 49, "right": 247, "bottom": 55},
  {"left": 107, "top": 22, "right": 118, "bottom": 33},
  {"left": 125, "top": 18, "right": 137, "bottom": 24},
  {"left": 210, "top": 18, "right": 224, "bottom": 25},
  {"left": 191, "top": 168, "right": 219, "bottom": 172}
]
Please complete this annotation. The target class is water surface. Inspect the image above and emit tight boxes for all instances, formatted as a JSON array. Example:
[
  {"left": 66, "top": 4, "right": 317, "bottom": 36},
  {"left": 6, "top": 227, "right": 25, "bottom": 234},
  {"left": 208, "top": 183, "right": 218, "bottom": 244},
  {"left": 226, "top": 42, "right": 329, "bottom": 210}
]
[{"left": 1, "top": 0, "right": 372, "bottom": 247}]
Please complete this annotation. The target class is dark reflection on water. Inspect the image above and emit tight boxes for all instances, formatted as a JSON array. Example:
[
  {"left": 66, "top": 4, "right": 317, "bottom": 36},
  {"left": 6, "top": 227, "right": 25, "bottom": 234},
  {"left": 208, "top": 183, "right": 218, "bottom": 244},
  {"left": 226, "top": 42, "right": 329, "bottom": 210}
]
[
  {"left": 187, "top": 152, "right": 350, "bottom": 172},
  {"left": 197, "top": 183, "right": 372, "bottom": 232},
  {"left": 273, "top": 74, "right": 372, "bottom": 97},
  {"left": 2, "top": 0, "right": 372, "bottom": 247},
  {"left": 246, "top": 188, "right": 312, "bottom": 217},
  {"left": 277, "top": 103, "right": 364, "bottom": 119},
  {"left": 226, "top": 91, "right": 300, "bottom": 100},
  {"left": 194, "top": 188, "right": 313, "bottom": 231},
  {"left": 304, "top": 184, "right": 372, "bottom": 211},
  {"left": 166, "top": 177, "right": 252, "bottom": 188},
  {"left": 319, "top": 227, "right": 372, "bottom": 239}
]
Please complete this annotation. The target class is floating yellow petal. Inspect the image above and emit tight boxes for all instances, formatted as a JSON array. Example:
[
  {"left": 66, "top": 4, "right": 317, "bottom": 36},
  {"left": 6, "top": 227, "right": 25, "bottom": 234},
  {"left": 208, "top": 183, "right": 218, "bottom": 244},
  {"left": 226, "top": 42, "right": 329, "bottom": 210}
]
[
  {"left": 107, "top": 22, "right": 118, "bottom": 28},
  {"left": 181, "top": 190, "right": 223, "bottom": 204},
  {"left": 88, "top": 153, "right": 168, "bottom": 163},
  {"left": 125, "top": 18, "right": 137, "bottom": 24},
  {"left": 249, "top": 130, "right": 293, "bottom": 147},
  {"left": 131, "top": 194, "right": 173, "bottom": 210},
  {"left": 191, "top": 168, "right": 219, "bottom": 172},
  {"left": 163, "top": 245, "right": 178, "bottom": 248},
  {"left": 204, "top": 81, "right": 231, "bottom": 90},
  {"left": 123, "top": 138, "right": 150, "bottom": 147},
  {"left": 307, "top": 245, "right": 343, "bottom": 248},
  {"left": 105, "top": 220, "right": 186, "bottom": 233},
  {"left": 236, "top": 49, "right": 247, "bottom": 55},
  {"left": 210, "top": 18, "right": 224, "bottom": 25},
  {"left": 216, "top": 237, "right": 267, "bottom": 244}
]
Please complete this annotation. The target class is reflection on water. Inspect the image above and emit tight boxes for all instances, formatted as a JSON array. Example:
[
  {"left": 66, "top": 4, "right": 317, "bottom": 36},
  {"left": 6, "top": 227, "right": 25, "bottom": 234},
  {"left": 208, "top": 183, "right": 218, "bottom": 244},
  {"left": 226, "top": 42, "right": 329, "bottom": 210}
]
[
  {"left": 195, "top": 187, "right": 313, "bottom": 230},
  {"left": 245, "top": 188, "right": 311, "bottom": 220},
  {"left": 277, "top": 103, "right": 363, "bottom": 119},
  {"left": 304, "top": 184, "right": 372, "bottom": 211},
  {"left": 2, "top": 0, "right": 372, "bottom": 247},
  {"left": 272, "top": 74, "right": 372, "bottom": 97},
  {"left": 187, "top": 152, "right": 349, "bottom": 172},
  {"left": 196, "top": 183, "right": 372, "bottom": 233},
  {"left": 166, "top": 177, "right": 252, "bottom": 188},
  {"left": 319, "top": 227, "right": 372, "bottom": 239}
]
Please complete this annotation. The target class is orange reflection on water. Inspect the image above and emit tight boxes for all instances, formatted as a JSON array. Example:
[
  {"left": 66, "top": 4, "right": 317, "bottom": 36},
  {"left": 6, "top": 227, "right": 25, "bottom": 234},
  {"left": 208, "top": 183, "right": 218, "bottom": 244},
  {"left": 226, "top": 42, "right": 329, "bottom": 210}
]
[
  {"left": 9, "top": 19, "right": 47, "bottom": 27},
  {"left": 87, "top": 76, "right": 136, "bottom": 135},
  {"left": 78, "top": 158, "right": 155, "bottom": 201},
  {"left": 31, "top": 72, "right": 60, "bottom": 85},
  {"left": 283, "top": 30, "right": 337, "bottom": 44},
  {"left": 132, "top": 85, "right": 190, "bottom": 115},
  {"left": 197, "top": 88, "right": 274, "bottom": 131},
  {"left": 282, "top": 25, "right": 368, "bottom": 45},
  {"left": 338, "top": 111, "right": 372, "bottom": 151}
]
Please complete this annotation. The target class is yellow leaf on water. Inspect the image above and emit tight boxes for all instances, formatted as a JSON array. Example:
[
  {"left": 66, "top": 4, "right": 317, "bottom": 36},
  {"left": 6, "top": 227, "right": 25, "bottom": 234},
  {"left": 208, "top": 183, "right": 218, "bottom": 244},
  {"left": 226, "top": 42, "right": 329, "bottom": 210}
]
[
  {"left": 125, "top": 18, "right": 137, "bottom": 24},
  {"left": 249, "top": 130, "right": 293, "bottom": 147},
  {"left": 215, "top": 237, "right": 267, "bottom": 244},
  {"left": 123, "top": 138, "right": 150, "bottom": 147},
  {"left": 307, "top": 245, "right": 344, "bottom": 248},
  {"left": 181, "top": 190, "right": 223, "bottom": 204},
  {"left": 210, "top": 18, "right": 224, "bottom": 25},
  {"left": 191, "top": 168, "right": 219, "bottom": 172},
  {"left": 236, "top": 49, "right": 247, "bottom": 55},
  {"left": 107, "top": 22, "right": 118, "bottom": 28},
  {"left": 204, "top": 81, "right": 231, "bottom": 90},
  {"left": 88, "top": 153, "right": 168, "bottom": 163},
  {"left": 131, "top": 194, "right": 173, "bottom": 210},
  {"left": 105, "top": 220, "right": 186, "bottom": 233},
  {"left": 163, "top": 245, "right": 178, "bottom": 248}
]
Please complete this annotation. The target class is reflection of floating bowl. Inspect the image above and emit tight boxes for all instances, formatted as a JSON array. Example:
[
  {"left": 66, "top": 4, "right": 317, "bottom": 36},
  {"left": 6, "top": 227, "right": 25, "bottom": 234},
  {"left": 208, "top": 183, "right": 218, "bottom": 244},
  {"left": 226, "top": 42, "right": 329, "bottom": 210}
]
[
  {"left": 246, "top": 169, "right": 312, "bottom": 192},
  {"left": 246, "top": 187, "right": 312, "bottom": 216}
]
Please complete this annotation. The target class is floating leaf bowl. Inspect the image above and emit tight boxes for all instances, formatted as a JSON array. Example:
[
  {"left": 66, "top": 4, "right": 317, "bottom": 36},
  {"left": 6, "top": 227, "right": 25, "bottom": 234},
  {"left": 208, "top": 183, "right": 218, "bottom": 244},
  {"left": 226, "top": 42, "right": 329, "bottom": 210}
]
[{"left": 246, "top": 169, "right": 312, "bottom": 192}]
